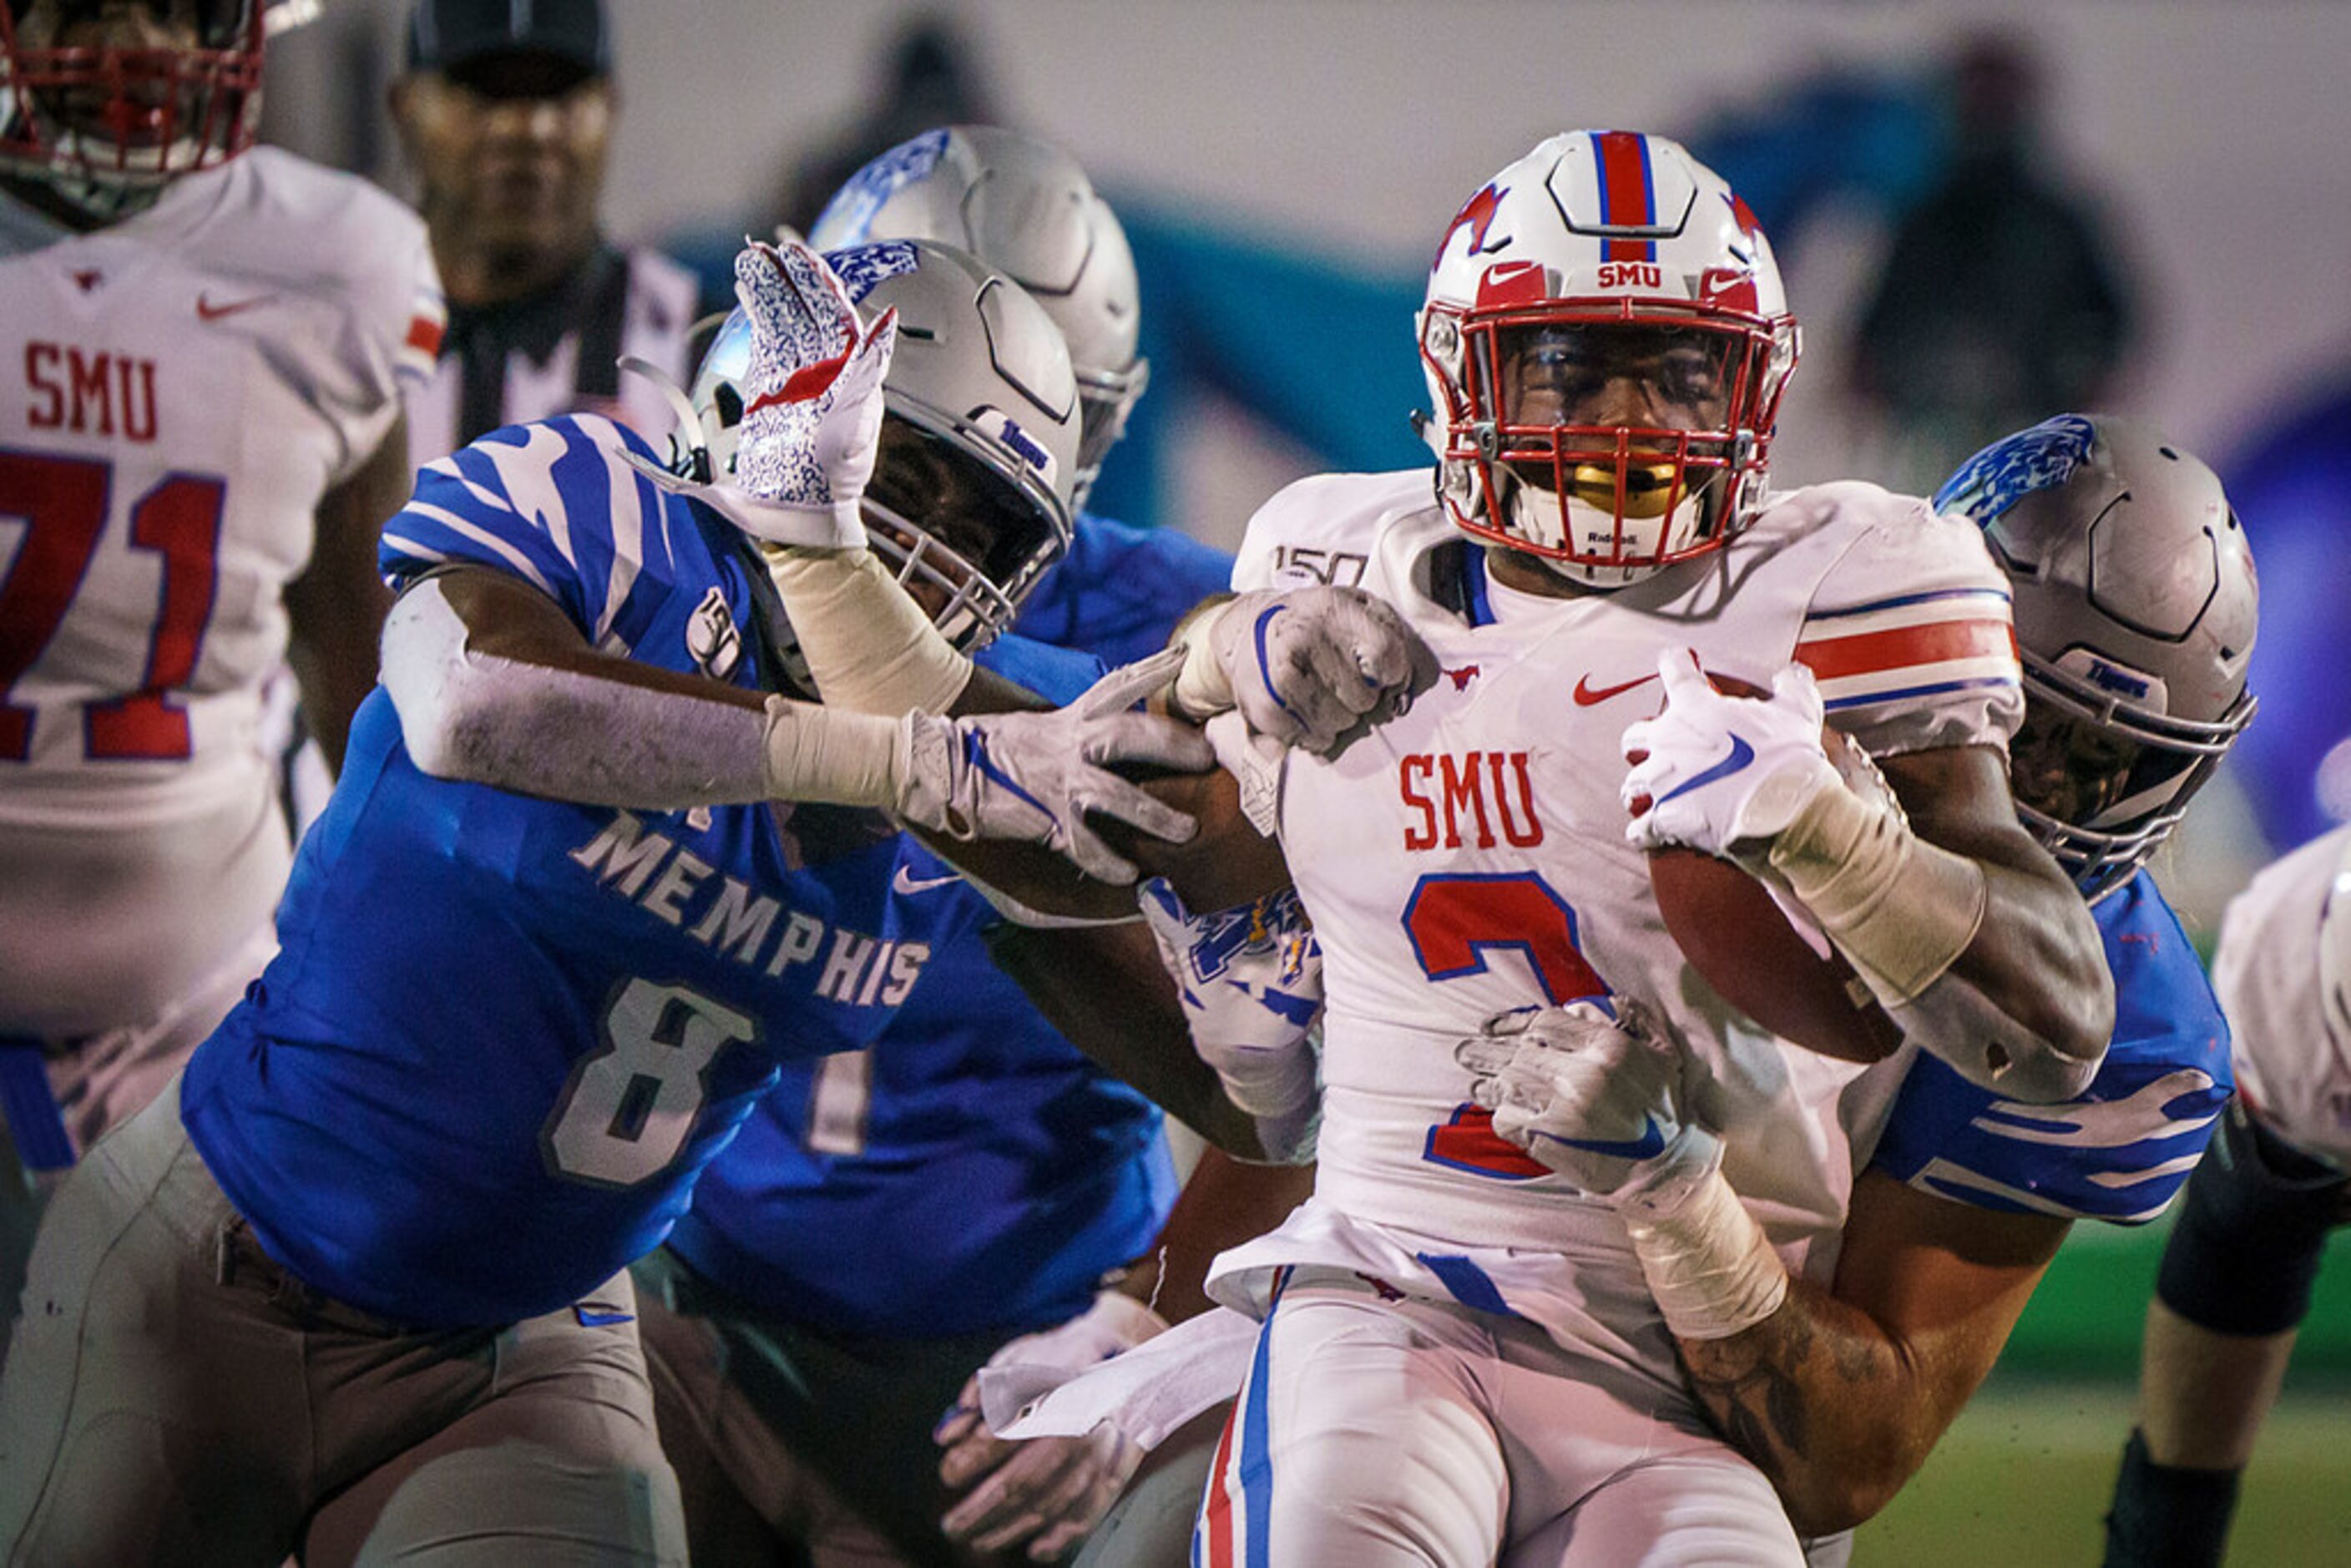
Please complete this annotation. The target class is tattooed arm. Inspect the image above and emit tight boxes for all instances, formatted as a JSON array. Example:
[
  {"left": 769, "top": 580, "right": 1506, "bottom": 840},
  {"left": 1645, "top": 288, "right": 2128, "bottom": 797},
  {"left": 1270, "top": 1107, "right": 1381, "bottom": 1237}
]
[{"left": 1674, "top": 1167, "right": 2070, "bottom": 1535}]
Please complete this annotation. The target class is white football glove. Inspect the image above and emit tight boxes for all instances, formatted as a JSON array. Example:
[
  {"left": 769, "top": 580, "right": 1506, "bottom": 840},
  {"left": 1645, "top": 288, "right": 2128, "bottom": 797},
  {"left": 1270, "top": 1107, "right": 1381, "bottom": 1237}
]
[
  {"left": 1620, "top": 650, "right": 1843, "bottom": 858},
  {"left": 897, "top": 647, "right": 1215, "bottom": 885},
  {"left": 1138, "top": 878, "right": 1322, "bottom": 1163},
  {"left": 1453, "top": 999, "right": 1721, "bottom": 1220},
  {"left": 1172, "top": 586, "right": 1437, "bottom": 756},
  {"left": 934, "top": 1291, "right": 1168, "bottom": 1560}
]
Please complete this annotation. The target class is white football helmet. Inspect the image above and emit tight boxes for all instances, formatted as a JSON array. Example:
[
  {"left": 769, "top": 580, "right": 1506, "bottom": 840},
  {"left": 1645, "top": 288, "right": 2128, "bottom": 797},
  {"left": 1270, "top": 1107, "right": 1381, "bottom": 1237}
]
[
  {"left": 1936, "top": 413, "right": 2258, "bottom": 902},
  {"left": 0, "top": 0, "right": 267, "bottom": 221},
  {"left": 809, "top": 124, "right": 1147, "bottom": 506},
  {"left": 689, "top": 239, "right": 1081, "bottom": 650},
  {"left": 1419, "top": 130, "right": 1800, "bottom": 587}
]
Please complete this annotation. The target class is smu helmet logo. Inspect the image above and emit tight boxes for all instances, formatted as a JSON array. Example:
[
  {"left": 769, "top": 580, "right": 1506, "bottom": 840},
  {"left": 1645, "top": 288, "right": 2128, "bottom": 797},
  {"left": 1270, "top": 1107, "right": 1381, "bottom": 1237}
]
[
  {"left": 1933, "top": 413, "right": 2099, "bottom": 524},
  {"left": 825, "top": 241, "right": 922, "bottom": 305},
  {"left": 1437, "top": 183, "right": 1510, "bottom": 266}
]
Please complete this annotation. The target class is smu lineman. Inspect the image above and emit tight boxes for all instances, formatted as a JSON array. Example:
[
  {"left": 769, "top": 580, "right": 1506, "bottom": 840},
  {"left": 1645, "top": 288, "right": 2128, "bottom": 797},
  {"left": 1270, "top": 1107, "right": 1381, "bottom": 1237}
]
[
  {"left": 0, "top": 237, "right": 1221, "bottom": 1564},
  {"left": 753, "top": 133, "right": 2110, "bottom": 1562},
  {"left": 0, "top": 3, "right": 433, "bottom": 1191}
]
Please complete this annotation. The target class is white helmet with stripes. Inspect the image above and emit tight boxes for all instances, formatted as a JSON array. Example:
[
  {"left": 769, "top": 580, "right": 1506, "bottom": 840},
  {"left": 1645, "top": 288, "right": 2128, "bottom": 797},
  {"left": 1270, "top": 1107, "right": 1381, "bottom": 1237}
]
[{"left": 1418, "top": 130, "right": 1801, "bottom": 587}]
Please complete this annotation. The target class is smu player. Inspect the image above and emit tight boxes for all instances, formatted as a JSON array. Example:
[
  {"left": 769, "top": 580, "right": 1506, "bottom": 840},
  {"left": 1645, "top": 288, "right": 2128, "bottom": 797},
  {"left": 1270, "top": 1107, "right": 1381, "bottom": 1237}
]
[
  {"left": 0, "top": 239, "right": 1214, "bottom": 1564},
  {"left": 632, "top": 131, "right": 1267, "bottom": 1568},
  {"left": 750, "top": 133, "right": 2111, "bottom": 1563},
  {"left": 0, "top": 0, "right": 434, "bottom": 1266},
  {"left": 1464, "top": 415, "right": 2249, "bottom": 1556},
  {"left": 2104, "top": 822, "right": 2351, "bottom": 1568}
]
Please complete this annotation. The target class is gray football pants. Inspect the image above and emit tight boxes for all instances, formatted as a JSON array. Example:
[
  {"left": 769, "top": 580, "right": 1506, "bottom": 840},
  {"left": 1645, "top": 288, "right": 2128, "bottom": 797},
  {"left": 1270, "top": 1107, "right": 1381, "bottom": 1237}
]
[{"left": 0, "top": 1078, "right": 685, "bottom": 1566}]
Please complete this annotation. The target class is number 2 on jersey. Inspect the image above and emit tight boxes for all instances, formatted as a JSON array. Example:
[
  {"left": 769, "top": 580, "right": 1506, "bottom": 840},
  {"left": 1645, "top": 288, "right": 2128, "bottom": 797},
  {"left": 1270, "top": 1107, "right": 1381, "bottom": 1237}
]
[
  {"left": 1404, "top": 870, "right": 1605, "bottom": 1181},
  {"left": 544, "top": 978, "right": 756, "bottom": 1188},
  {"left": 0, "top": 449, "right": 225, "bottom": 761}
]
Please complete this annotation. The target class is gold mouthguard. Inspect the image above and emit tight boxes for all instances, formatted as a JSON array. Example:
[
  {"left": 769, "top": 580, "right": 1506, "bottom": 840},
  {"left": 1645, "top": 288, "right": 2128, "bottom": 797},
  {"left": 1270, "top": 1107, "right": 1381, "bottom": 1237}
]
[{"left": 1568, "top": 462, "right": 1681, "bottom": 519}]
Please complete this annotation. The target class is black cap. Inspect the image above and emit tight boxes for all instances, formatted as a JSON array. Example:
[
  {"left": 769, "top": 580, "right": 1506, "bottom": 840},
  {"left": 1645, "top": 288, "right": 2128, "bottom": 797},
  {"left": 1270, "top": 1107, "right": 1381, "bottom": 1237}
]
[{"left": 407, "top": 0, "right": 611, "bottom": 89}]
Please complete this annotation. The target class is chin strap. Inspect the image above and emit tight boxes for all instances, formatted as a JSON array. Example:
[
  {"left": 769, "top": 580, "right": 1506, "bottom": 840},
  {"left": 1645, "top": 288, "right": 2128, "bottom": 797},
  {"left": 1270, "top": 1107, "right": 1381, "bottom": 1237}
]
[{"left": 618, "top": 353, "right": 712, "bottom": 483}]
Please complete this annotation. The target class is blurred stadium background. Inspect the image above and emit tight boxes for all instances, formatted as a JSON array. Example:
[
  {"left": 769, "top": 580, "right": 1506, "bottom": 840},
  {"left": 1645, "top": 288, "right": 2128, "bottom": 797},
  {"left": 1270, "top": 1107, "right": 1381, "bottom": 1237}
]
[{"left": 259, "top": 3, "right": 2351, "bottom": 1559}]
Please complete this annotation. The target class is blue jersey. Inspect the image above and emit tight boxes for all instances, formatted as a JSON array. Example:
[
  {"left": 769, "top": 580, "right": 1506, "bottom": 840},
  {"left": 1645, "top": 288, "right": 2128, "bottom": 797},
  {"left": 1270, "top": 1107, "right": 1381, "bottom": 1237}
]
[
  {"left": 1009, "top": 509, "right": 1236, "bottom": 666},
  {"left": 669, "top": 513, "right": 1232, "bottom": 1338},
  {"left": 1871, "top": 871, "right": 2232, "bottom": 1223},
  {"left": 183, "top": 415, "right": 987, "bottom": 1327}
]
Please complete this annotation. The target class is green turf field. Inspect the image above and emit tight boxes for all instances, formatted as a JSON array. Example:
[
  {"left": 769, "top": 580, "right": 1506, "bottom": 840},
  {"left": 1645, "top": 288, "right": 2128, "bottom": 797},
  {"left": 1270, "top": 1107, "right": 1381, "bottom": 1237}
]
[
  {"left": 1853, "top": 1382, "right": 2351, "bottom": 1565},
  {"left": 1850, "top": 1220, "right": 2351, "bottom": 1565}
]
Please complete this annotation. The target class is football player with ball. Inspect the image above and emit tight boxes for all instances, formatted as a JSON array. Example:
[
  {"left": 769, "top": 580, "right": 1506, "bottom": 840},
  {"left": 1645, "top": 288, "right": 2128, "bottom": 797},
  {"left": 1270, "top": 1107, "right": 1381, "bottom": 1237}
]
[{"left": 756, "top": 131, "right": 2126, "bottom": 1563}]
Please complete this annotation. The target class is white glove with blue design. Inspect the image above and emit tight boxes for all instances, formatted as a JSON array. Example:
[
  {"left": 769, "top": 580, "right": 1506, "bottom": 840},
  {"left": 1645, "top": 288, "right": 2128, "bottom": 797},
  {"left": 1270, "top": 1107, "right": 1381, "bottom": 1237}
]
[
  {"left": 898, "top": 647, "right": 1215, "bottom": 886},
  {"left": 1454, "top": 1000, "right": 1721, "bottom": 1219},
  {"left": 1620, "top": 650, "right": 1842, "bottom": 858},
  {"left": 1171, "top": 586, "right": 1437, "bottom": 757},
  {"left": 1139, "top": 878, "right": 1323, "bottom": 1163}
]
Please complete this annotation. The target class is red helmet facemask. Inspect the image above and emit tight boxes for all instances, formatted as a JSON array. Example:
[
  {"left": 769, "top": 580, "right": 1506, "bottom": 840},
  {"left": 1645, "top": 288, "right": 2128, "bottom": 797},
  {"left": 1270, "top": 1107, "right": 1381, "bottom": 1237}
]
[{"left": 0, "top": 1, "right": 263, "bottom": 215}]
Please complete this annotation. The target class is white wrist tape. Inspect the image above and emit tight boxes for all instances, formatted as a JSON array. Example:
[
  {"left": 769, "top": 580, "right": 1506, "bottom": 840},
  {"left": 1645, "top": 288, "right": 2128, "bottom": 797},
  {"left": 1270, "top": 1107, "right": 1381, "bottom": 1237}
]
[
  {"left": 1761, "top": 776, "right": 1988, "bottom": 1007},
  {"left": 1169, "top": 599, "right": 1238, "bottom": 721},
  {"left": 760, "top": 695, "right": 904, "bottom": 809},
  {"left": 1624, "top": 1166, "right": 1791, "bottom": 1342},
  {"left": 760, "top": 545, "right": 972, "bottom": 717}
]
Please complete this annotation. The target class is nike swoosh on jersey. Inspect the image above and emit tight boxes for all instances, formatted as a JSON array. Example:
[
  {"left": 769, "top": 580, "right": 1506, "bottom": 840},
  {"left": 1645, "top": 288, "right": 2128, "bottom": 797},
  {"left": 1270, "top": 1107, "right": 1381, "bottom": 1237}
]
[
  {"left": 891, "top": 867, "right": 962, "bottom": 895},
  {"left": 196, "top": 291, "right": 277, "bottom": 321},
  {"left": 1657, "top": 734, "right": 1755, "bottom": 804},
  {"left": 1543, "top": 1115, "right": 1670, "bottom": 1161},
  {"left": 1571, "top": 672, "right": 1660, "bottom": 706}
]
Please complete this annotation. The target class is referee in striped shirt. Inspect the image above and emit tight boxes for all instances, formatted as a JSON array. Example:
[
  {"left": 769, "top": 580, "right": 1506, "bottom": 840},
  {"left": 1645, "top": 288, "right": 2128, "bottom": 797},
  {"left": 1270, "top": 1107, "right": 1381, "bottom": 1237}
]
[{"left": 390, "top": 0, "right": 700, "bottom": 474}]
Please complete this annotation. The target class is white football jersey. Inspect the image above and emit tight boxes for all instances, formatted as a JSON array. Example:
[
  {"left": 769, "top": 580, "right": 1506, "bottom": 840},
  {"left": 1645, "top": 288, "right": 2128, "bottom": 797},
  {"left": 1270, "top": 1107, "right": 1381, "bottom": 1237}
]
[
  {"left": 0, "top": 149, "right": 442, "bottom": 1037},
  {"left": 1214, "top": 471, "right": 2022, "bottom": 1361},
  {"left": 2212, "top": 823, "right": 2351, "bottom": 1167}
]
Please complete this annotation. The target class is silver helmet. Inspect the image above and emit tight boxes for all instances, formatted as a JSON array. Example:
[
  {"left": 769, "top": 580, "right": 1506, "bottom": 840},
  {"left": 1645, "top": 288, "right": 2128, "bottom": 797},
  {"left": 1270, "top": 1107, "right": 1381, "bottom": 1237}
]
[
  {"left": 691, "top": 238, "right": 1081, "bottom": 649},
  {"left": 810, "top": 124, "right": 1146, "bottom": 505},
  {"left": 1935, "top": 413, "right": 2258, "bottom": 902}
]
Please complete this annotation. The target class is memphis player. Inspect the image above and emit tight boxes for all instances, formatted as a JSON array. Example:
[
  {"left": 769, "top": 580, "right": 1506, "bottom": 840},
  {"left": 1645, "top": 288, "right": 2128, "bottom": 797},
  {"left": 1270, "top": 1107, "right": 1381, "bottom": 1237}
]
[
  {"left": 938, "top": 132, "right": 2112, "bottom": 1563},
  {"left": 0, "top": 0, "right": 437, "bottom": 1332},
  {"left": 0, "top": 238, "right": 1216, "bottom": 1564},
  {"left": 630, "top": 129, "right": 1264, "bottom": 1568}
]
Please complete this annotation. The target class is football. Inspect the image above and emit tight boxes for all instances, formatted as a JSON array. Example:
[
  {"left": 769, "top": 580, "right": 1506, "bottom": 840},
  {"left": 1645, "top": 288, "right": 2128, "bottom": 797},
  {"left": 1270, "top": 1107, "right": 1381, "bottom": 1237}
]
[
  {"left": 1090, "top": 762, "right": 1292, "bottom": 913},
  {"left": 1644, "top": 675, "right": 1904, "bottom": 1065}
]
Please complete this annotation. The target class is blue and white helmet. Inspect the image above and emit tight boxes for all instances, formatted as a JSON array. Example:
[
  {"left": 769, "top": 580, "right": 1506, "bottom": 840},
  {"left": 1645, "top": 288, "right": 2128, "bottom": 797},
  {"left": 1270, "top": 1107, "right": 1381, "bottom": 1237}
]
[
  {"left": 691, "top": 238, "right": 1080, "bottom": 648},
  {"left": 1938, "top": 413, "right": 2258, "bottom": 902},
  {"left": 811, "top": 125, "right": 1146, "bottom": 506}
]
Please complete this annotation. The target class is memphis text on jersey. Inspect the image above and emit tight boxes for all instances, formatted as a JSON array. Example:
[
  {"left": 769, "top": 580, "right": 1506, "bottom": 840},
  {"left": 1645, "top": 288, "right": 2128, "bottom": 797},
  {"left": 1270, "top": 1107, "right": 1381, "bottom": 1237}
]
[{"left": 571, "top": 810, "right": 930, "bottom": 1007}]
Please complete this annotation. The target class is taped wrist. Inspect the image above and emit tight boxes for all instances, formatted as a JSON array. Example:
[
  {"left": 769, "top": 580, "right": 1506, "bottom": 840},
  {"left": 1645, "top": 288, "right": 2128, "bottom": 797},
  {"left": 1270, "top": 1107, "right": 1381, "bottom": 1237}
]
[
  {"left": 1762, "top": 773, "right": 1987, "bottom": 1006},
  {"left": 760, "top": 545, "right": 972, "bottom": 716},
  {"left": 1169, "top": 598, "right": 1238, "bottom": 721},
  {"left": 2155, "top": 1102, "right": 2347, "bottom": 1337},
  {"left": 757, "top": 695, "right": 904, "bottom": 809},
  {"left": 1623, "top": 1161, "right": 1791, "bottom": 1341}
]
